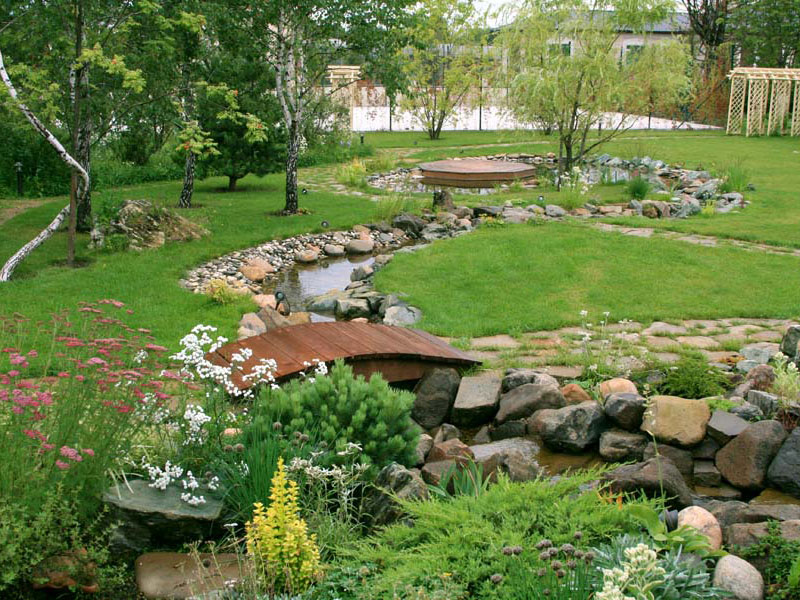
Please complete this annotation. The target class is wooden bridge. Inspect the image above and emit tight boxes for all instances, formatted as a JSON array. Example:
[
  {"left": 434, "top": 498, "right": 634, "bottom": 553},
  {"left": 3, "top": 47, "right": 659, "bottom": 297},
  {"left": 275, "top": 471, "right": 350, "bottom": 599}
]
[{"left": 208, "top": 321, "right": 480, "bottom": 389}]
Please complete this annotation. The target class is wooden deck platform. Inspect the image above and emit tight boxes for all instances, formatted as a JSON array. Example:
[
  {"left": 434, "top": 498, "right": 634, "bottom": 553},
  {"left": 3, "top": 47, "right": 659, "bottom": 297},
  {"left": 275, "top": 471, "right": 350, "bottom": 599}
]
[
  {"left": 418, "top": 159, "right": 537, "bottom": 184},
  {"left": 207, "top": 321, "right": 481, "bottom": 389}
]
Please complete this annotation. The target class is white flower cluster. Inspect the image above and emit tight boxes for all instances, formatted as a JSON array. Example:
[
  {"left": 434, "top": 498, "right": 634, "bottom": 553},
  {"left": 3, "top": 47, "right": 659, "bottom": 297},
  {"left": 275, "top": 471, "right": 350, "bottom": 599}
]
[
  {"left": 145, "top": 460, "right": 184, "bottom": 490},
  {"left": 183, "top": 404, "right": 212, "bottom": 445},
  {"left": 299, "top": 358, "right": 328, "bottom": 383},
  {"left": 183, "top": 470, "right": 200, "bottom": 490},
  {"left": 242, "top": 356, "right": 279, "bottom": 389},
  {"left": 208, "top": 475, "right": 220, "bottom": 491},
  {"left": 596, "top": 544, "right": 665, "bottom": 600},
  {"left": 133, "top": 349, "right": 148, "bottom": 364},
  {"left": 287, "top": 455, "right": 369, "bottom": 484},
  {"left": 181, "top": 492, "right": 206, "bottom": 506}
]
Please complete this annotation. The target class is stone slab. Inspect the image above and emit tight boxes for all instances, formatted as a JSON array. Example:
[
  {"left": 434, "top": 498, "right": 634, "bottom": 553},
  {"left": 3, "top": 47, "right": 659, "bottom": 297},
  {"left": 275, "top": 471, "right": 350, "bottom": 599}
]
[{"left": 451, "top": 376, "right": 502, "bottom": 427}]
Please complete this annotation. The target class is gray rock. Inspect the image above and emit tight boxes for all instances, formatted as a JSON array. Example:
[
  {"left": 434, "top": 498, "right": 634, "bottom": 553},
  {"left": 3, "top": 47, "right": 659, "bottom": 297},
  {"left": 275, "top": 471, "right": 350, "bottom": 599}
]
[
  {"left": 383, "top": 305, "right": 422, "bottom": 326},
  {"left": 363, "top": 463, "right": 429, "bottom": 526},
  {"left": 730, "top": 401, "right": 764, "bottom": 422},
  {"left": 545, "top": 204, "right": 567, "bottom": 218},
  {"left": 489, "top": 420, "right": 527, "bottom": 441},
  {"left": 323, "top": 243, "right": 346, "bottom": 257},
  {"left": 472, "top": 425, "right": 491, "bottom": 444},
  {"left": 350, "top": 264, "right": 374, "bottom": 281},
  {"left": 781, "top": 325, "right": 800, "bottom": 360},
  {"left": 721, "top": 192, "right": 744, "bottom": 203},
  {"left": 495, "top": 383, "right": 565, "bottom": 424},
  {"left": 307, "top": 289, "right": 348, "bottom": 312},
  {"left": 412, "top": 368, "right": 461, "bottom": 429},
  {"left": 470, "top": 438, "right": 542, "bottom": 482},
  {"left": 603, "top": 392, "right": 646, "bottom": 431},
  {"left": 694, "top": 460, "right": 722, "bottom": 487},
  {"left": 432, "top": 423, "right": 461, "bottom": 444},
  {"left": 239, "top": 312, "right": 267, "bottom": 336},
  {"left": 451, "top": 376, "right": 501, "bottom": 427},
  {"left": 103, "top": 480, "right": 223, "bottom": 553},
  {"left": 473, "top": 205, "right": 503, "bottom": 217},
  {"left": 530, "top": 402, "right": 607, "bottom": 453},
  {"left": 378, "top": 294, "right": 404, "bottom": 317},
  {"left": 599, "top": 429, "right": 648, "bottom": 462},
  {"left": 716, "top": 420, "right": 787, "bottom": 491},
  {"left": 392, "top": 213, "right": 426, "bottom": 236},
  {"left": 740, "top": 342, "right": 780, "bottom": 365},
  {"left": 707, "top": 410, "right": 750, "bottom": 445},
  {"left": 692, "top": 437, "right": 721, "bottom": 460},
  {"left": 693, "top": 180, "right": 718, "bottom": 200},
  {"left": 725, "top": 520, "right": 800, "bottom": 550},
  {"left": 501, "top": 368, "right": 559, "bottom": 393},
  {"left": 713, "top": 555, "right": 763, "bottom": 600},
  {"left": 767, "top": 428, "right": 800, "bottom": 497},
  {"left": 414, "top": 434, "right": 434, "bottom": 466},
  {"left": 747, "top": 390, "right": 779, "bottom": 418},
  {"left": 602, "top": 457, "right": 693, "bottom": 509},
  {"left": 334, "top": 298, "right": 371, "bottom": 319},
  {"left": 736, "top": 359, "right": 760, "bottom": 374},
  {"left": 643, "top": 442, "right": 694, "bottom": 482},
  {"left": 345, "top": 239, "right": 375, "bottom": 254}
]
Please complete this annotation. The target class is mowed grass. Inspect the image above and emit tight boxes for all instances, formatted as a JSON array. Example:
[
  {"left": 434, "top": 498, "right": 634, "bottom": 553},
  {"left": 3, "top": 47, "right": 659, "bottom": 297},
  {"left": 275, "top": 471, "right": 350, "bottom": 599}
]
[
  {"left": 374, "top": 222, "right": 800, "bottom": 337},
  {"left": 0, "top": 174, "right": 378, "bottom": 346}
]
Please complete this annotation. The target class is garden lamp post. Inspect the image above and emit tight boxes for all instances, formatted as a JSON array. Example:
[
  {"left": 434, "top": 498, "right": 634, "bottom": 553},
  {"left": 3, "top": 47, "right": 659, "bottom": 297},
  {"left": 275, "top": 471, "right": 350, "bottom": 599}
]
[
  {"left": 275, "top": 290, "right": 290, "bottom": 315},
  {"left": 14, "top": 161, "right": 23, "bottom": 196}
]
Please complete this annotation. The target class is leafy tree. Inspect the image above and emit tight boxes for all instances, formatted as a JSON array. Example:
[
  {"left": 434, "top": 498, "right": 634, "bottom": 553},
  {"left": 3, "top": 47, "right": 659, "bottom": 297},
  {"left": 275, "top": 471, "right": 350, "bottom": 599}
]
[
  {"left": 399, "top": 0, "right": 487, "bottom": 140},
  {"left": 729, "top": 0, "right": 800, "bottom": 67},
  {"left": 682, "top": 0, "right": 730, "bottom": 74},
  {"left": 222, "top": 0, "right": 416, "bottom": 214},
  {"left": 497, "top": 0, "right": 691, "bottom": 176}
]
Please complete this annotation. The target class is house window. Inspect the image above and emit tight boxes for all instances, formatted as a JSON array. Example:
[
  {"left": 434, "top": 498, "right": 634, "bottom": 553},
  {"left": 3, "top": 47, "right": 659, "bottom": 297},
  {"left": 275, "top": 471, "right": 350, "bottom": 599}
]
[
  {"left": 549, "top": 42, "right": 572, "bottom": 57},
  {"left": 624, "top": 44, "right": 644, "bottom": 63}
]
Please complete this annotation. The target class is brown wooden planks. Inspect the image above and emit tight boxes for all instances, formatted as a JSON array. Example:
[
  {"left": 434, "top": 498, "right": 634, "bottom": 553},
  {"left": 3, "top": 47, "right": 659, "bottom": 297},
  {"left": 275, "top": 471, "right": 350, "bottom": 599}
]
[{"left": 207, "top": 322, "right": 481, "bottom": 388}]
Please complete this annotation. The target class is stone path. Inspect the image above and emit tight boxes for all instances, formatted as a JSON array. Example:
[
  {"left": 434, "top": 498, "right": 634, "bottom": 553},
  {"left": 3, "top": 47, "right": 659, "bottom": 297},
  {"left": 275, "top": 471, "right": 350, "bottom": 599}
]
[
  {"left": 455, "top": 318, "right": 799, "bottom": 377},
  {"left": 591, "top": 223, "right": 800, "bottom": 258}
]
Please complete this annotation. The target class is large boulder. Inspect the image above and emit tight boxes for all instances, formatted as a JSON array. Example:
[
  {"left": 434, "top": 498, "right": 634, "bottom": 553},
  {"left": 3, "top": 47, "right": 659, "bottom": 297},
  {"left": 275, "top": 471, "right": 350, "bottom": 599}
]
[
  {"left": 678, "top": 506, "right": 723, "bottom": 550},
  {"left": 529, "top": 402, "right": 607, "bottom": 453},
  {"left": 103, "top": 480, "right": 223, "bottom": 553},
  {"left": 363, "top": 463, "right": 429, "bottom": 526},
  {"left": 767, "top": 428, "right": 800, "bottom": 497},
  {"left": 707, "top": 410, "right": 750, "bottom": 445},
  {"left": 599, "top": 429, "right": 648, "bottom": 462},
  {"left": 412, "top": 368, "right": 461, "bottom": 429},
  {"left": 135, "top": 552, "right": 247, "bottom": 600},
  {"left": 716, "top": 420, "right": 787, "bottom": 490},
  {"left": 470, "top": 438, "right": 542, "bottom": 482},
  {"left": 725, "top": 520, "right": 800, "bottom": 550},
  {"left": 602, "top": 457, "right": 693, "bottom": 509},
  {"left": 501, "top": 368, "right": 559, "bottom": 393},
  {"left": 451, "top": 376, "right": 501, "bottom": 427},
  {"left": 427, "top": 438, "right": 474, "bottom": 463},
  {"left": 334, "top": 298, "right": 372, "bottom": 319},
  {"left": 346, "top": 238, "right": 375, "bottom": 254},
  {"left": 392, "top": 213, "right": 426, "bottom": 236},
  {"left": 740, "top": 342, "right": 780, "bottom": 365},
  {"left": 641, "top": 395, "right": 710, "bottom": 447},
  {"left": 383, "top": 305, "right": 422, "bottom": 326},
  {"left": 239, "top": 258, "right": 275, "bottom": 282},
  {"left": 713, "top": 555, "right": 764, "bottom": 600},
  {"left": 495, "top": 383, "right": 565, "bottom": 425},
  {"left": 603, "top": 393, "right": 646, "bottom": 431}
]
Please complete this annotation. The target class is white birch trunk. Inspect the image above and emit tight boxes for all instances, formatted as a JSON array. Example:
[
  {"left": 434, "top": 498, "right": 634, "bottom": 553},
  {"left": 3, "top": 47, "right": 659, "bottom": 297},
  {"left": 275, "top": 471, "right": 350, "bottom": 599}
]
[{"left": 0, "top": 48, "right": 90, "bottom": 282}]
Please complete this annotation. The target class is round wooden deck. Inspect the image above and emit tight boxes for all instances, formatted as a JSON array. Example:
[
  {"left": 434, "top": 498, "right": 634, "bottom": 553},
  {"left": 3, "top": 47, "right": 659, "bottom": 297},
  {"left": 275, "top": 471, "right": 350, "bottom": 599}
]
[{"left": 418, "top": 159, "right": 537, "bottom": 184}]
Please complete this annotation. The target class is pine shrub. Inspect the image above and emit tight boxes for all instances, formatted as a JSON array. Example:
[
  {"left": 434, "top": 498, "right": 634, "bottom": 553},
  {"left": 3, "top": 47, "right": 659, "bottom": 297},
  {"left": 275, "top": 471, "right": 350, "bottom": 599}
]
[{"left": 254, "top": 361, "right": 419, "bottom": 471}]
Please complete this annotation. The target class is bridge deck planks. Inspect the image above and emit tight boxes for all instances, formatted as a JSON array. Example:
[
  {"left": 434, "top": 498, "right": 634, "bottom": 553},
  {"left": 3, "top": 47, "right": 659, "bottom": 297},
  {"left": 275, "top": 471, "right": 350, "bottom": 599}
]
[{"left": 208, "top": 321, "right": 479, "bottom": 388}]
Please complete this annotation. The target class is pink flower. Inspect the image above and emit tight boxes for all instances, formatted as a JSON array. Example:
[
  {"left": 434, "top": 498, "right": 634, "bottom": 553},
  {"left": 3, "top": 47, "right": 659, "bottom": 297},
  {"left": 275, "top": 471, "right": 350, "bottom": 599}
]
[
  {"left": 41, "top": 443, "right": 55, "bottom": 451},
  {"left": 87, "top": 357, "right": 107, "bottom": 366},
  {"left": 27, "top": 350, "right": 38, "bottom": 358},
  {"left": 60, "top": 446, "right": 82, "bottom": 462},
  {"left": 23, "top": 429, "right": 46, "bottom": 441},
  {"left": 9, "top": 354, "right": 28, "bottom": 366},
  {"left": 55, "top": 460, "right": 70, "bottom": 470},
  {"left": 74, "top": 375, "right": 85, "bottom": 382},
  {"left": 1, "top": 347, "right": 18, "bottom": 353},
  {"left": 7, "top": 370, "right": 20, "bottom": 377},
  {"left": 116, "top": 404, "right": 133, "bottom": 414},
  {"left": 11, "top": 406, "right": 23, "bottom": 414},
  {"left": 82, "top": 448, "right": 95, "bottom": 457},
  {"left": 57, "top": 372, "right": 70, "bottom": 378},
  {"left": 145, "top": 344, "right": 168, "bottom": 352}
]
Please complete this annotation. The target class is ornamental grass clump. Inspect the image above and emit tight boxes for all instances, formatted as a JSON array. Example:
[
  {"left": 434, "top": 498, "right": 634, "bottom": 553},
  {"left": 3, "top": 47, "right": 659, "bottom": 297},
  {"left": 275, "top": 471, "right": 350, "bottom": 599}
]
[
  {"left": 253, "top": 360, "right": 419, "bottom": 471},
  {"left": 246, "top": 458, "right": 322, "bottom": 595}
]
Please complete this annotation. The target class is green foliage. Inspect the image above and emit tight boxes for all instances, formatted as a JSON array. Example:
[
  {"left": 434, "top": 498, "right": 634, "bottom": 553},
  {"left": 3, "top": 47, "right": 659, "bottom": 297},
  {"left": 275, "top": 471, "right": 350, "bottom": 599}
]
[
  {"left": 205, "top": 278, "right": 242, "bottom": 305},
  {"left": 427, "top": 459, "right": 494, "bottom": 498},
  {"left": 501, "top": 549, "right": 596, "bottom": 600},
  {"left": 254, "top": 361, "right": 419, "bottom": 472},
  {"left": 592, "top": 534, "right": 729, "bottom": 600},
  {"left": 653, "top": 358, "right": 730, "bottom": 399},
  {"left": 627, "top": 505, "right": 725, "bottom": 560},
  {"left": 718, "top": 159, "right": 751, "bottom": 194},
  {"left": 628, "top": 176, "right": 652, "bottom": 200},
  {"left": 738, "top": 520, "right": 800, "bottom": 599},
  {"left": 335, "top": 159, "right": 369, "bottom": 188},
  {"left": 352, "top": 471, "right": 661, "bottom": 597},
  {"left": 706, "top": 396, "right": 736, "bottom": 412},
  {"left": 372, "top": 194, "right": 426, "bottom": 222},
  {"left": 772, "top": 352, "right": 800, "bottom": 407}
]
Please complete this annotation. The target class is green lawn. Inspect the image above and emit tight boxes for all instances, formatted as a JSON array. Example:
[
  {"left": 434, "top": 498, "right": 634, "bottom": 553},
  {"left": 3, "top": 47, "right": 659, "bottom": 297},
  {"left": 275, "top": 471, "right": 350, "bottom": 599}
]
[
  {"left": 374, "top": 222, "right": 800, "bottom": 337},
  {"left": 0, "top": 174, "right": 379, "bottom": 346}
]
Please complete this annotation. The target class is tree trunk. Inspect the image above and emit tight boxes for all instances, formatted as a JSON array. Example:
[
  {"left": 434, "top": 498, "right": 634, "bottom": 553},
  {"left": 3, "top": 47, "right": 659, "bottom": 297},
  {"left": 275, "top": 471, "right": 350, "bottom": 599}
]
[
  {"left": 283, "top": 120, "right": 299, "bottom": 214},
  {"left": 73, "top": 0, "right": 92, "bottom": 233},
  {"left": 227, "top": 175, "right": 239, "bottom": 192},
  {"left": 0, "top": 48, "right": 89, "bottom": 282},
  {"left": 177, "top": 153, "right": 195, "bottom": 208}
]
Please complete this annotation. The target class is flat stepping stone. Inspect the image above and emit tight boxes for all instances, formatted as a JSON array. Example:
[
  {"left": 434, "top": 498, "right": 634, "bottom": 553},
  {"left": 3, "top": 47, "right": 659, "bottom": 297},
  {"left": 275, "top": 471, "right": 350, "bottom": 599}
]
[
  {"left": 451, "top": 376, "right": 502, "bottom": 427},
  {"left": 135, "top": 552, "right": 248, "bottom": 599},
  {"left": 538, "top": 365, "right": 583, "bottom": 381},
  {"left": 643, "top": 322, "right": 688, "bottom": 336},
  {"left": 750, "top": 330, "right": 783, "bottom": 342},
  {"left": 683, "top": 319, "right": 726, "bottom": 332},
  {"left": 677, "top": 335, "right": 720, "bottom": 350},
  {"left": 645, "top": 336, "right": 681, "bottom": 349},
  {"left": 521, "top": 335, "right": 564, "bottom": 348},
  {"left": 471, "top": 334, "right": 520, "bottom": 349},
  {"left": 654, "top": 352, "right": 681, "bottom": 364},
  {"left": 729, "top": 324, "right": 764, "bottom": 336},
  {"left": 467, "top": 350, "right": 501, "bottom": 362}
]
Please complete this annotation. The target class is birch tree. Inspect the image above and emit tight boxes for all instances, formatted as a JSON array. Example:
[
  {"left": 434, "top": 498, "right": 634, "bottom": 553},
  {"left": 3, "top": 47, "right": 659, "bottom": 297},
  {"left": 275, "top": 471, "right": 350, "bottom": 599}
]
[{"left": 226, "top": 0, "right": 415, "bottom": 214}]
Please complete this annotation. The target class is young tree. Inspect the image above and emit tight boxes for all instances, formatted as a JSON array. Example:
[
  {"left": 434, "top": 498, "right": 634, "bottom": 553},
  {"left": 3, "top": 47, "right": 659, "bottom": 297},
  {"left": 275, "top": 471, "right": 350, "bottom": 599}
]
[
  {"left": 729, "top": 0, "right": 800, "bottom": 67},
  {"left": 400, "top": 0, "right": 487, "bottom": 139},
  {"left": 682, "top": 0, "right": 729, "bottom": 74},
  {"left": 223, "top": 0, "right": 415, "bottom": 214},
  {"left": 498, "top": 0, "right": 691, "bottom": 176}
]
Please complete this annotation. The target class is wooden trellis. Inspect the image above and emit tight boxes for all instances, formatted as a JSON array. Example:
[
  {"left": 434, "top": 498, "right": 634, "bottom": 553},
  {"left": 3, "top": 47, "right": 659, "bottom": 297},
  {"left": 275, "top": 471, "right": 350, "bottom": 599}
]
[{"left": 727, "top": 67, "right": 800, "bottom": 136}]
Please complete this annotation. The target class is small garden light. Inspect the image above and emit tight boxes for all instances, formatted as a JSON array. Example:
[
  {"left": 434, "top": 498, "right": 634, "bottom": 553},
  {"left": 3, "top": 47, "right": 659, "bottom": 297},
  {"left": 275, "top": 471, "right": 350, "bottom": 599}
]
[
  {"left": 14, "top": 161, "right": 23, "bottom": 196},
  {"left": 538, "top": 195, "right": 545, "bottom": 203},
  {"left": 274, "top": 290, "right": 291, "bottom": 315},
  {"left": 321, "top": 220, "right": 329, "bottom": 228}
]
